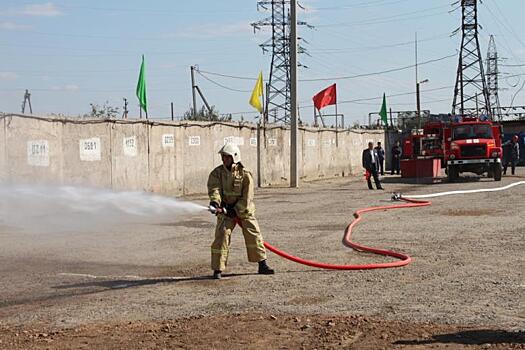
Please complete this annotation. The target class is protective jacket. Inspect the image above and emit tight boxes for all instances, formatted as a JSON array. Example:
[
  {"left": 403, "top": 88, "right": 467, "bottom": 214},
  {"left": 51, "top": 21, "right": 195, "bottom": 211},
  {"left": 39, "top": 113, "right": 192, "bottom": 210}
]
[{"left": 207, "top": 162, "right": 255, "bottom": 219}]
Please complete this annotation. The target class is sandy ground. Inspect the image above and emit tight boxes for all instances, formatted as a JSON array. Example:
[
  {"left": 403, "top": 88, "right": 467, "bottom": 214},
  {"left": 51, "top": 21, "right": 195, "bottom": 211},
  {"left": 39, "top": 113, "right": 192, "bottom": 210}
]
[{"left": 0, "top": 169, "right": 524, "bottom": 349}]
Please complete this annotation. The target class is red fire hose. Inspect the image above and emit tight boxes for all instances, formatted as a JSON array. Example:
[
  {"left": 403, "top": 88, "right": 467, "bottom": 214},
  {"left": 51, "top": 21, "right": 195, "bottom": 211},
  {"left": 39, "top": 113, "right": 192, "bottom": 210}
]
[{"left": 262, "top": 198, "right": 431, "bottom": 270}]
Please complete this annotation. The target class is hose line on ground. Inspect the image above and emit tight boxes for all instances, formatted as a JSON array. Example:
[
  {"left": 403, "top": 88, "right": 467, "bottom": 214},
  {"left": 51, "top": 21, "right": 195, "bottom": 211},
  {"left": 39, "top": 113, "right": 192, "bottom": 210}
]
[{"left": 262, "top": 181, "right": 525, "bottom": 270}]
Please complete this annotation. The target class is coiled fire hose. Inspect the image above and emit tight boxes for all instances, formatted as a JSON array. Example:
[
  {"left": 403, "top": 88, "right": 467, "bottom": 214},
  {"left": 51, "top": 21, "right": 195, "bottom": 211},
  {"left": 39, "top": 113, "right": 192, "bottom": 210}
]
[{"left": 258, "top": 180, "right": 525, "bottom": 270}]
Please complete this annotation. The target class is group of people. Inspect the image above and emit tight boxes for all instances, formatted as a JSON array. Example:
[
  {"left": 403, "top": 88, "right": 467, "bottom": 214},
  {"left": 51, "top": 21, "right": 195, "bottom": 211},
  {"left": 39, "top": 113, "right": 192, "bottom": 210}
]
[{"left": 361, "top": 140, "right": 402, "bottom": 190}]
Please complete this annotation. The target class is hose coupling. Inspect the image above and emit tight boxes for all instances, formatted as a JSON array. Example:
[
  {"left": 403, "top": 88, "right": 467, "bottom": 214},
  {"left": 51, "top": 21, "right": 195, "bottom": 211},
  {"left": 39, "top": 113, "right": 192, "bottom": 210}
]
[{"left": 391, "top": 193, "right": 402, "bottom": 201}]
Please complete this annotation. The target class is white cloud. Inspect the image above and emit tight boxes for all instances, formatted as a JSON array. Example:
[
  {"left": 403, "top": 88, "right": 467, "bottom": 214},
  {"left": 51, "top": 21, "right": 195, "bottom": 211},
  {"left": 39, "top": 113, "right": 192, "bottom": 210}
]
[
  {"left": 169, "top": 21, "right": 252, "bottom": 39},
  {"left": 64, "top": 84, "right": 79, "bottom": 91},
  {"left": 0, "top": 22, "right": 32, "bottom": 30},
  {"left": 21, "top": 3, "right": 63, "bottom": 17},
  {"left": 0, "top": 72, "right": 18, "bottom": 80},
  {"left": 50, "top": 84, "right": 79, "bottom": 91}
]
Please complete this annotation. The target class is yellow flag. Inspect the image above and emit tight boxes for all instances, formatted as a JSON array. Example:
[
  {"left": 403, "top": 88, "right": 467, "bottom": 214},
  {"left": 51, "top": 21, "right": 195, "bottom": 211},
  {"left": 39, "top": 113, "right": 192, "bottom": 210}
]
[{"left": 249, "top": 71, "right": 264, "bottom": 113}]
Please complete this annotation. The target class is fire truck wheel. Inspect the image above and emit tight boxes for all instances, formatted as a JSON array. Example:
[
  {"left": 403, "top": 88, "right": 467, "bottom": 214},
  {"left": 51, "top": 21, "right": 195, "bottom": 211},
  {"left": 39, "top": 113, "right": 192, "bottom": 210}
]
[{"left": 493, "top": 163, "right": 502, "bottom": 181}]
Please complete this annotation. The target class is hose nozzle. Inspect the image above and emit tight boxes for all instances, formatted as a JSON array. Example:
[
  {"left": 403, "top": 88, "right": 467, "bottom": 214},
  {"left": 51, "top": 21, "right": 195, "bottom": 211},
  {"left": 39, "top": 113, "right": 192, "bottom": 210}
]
[{"left": 208, "top": 205, "right": 226, "bottom": 215}]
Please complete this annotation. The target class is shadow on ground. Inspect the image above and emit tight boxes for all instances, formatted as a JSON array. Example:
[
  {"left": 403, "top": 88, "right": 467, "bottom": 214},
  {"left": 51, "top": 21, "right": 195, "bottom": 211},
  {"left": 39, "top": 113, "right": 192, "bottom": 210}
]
[{"left": 395, "top": 329, "right": 525, "bottom": 346}]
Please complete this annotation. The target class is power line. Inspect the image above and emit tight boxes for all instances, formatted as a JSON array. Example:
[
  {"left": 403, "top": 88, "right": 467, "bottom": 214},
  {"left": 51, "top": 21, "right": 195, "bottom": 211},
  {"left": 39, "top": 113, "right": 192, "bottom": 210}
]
[
  {"left": 297, "top": 85, "right": 453, "bottom": 109},
  {"left": 196, "top": 53, "right": 457, "bottom": 84},
  {"left": 195, "top": 70, "right": 251, "bottom": 93},
  {"left": 316, "top": 5, "right": 451, "bottom": 27},
  {"left": 300, "top": 53, "right": 457, "bottom": 82}
]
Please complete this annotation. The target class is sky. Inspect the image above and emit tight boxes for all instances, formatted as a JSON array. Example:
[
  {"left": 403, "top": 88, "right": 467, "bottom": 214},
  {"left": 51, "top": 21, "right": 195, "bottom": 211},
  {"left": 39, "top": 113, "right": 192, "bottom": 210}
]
[{"left": 1, "top": 0, "right": 525, "bottom": 125}]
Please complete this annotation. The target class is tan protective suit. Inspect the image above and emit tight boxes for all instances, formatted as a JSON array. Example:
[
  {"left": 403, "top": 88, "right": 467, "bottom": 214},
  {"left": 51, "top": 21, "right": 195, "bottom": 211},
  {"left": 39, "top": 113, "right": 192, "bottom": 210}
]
[{"left": 207, "top": 163, "right": 267, "bottom": 271}]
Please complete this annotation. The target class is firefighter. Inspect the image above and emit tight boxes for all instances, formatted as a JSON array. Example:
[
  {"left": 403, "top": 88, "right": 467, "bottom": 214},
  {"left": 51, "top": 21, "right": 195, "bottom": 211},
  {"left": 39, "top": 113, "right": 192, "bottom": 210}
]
[
  {"left": 503, "top": 135, "right": 520, "bottom": 175},
  {"left": 207, "top": 144, "right": 274, "bottom": 279}
]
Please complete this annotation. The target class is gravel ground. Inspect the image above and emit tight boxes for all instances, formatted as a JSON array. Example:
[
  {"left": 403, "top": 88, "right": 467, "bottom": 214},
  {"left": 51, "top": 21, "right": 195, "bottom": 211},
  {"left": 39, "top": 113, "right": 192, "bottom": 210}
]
[{"left": 0, "top": 169, "right": 524, "bottom": 349}]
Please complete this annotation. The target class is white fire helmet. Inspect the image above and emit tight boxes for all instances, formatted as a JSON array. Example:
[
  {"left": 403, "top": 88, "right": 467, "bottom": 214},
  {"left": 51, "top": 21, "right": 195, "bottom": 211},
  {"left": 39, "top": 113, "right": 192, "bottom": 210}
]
[{"left": 219, "top": 143, "right": 241, "bottom": 163}]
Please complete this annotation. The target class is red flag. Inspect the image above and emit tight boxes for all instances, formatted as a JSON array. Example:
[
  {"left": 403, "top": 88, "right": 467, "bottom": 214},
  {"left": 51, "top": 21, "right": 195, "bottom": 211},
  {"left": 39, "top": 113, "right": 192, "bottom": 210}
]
[{"left": 312, "top": 83, "right": 337, "bottom": 110}]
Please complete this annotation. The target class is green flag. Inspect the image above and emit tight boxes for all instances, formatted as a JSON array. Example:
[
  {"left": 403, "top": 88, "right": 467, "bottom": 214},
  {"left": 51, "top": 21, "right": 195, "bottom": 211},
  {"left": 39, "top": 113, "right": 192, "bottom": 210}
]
[
  {"left": 379, "top": 93, "right": 387, "bottom": 125},
  {"left": 136, "top": 55, "right": 147, "bottom": 115}
]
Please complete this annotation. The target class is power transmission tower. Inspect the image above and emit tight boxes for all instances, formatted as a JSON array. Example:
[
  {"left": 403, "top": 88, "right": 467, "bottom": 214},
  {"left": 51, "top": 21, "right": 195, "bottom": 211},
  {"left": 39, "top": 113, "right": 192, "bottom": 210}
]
[
  {"left": 452, "top": 0, "right": 492, "bottom": 119},
  {"left": 251, "top": 1, "right": 311, "bottom": 124},
  {"left": 486, "top": 35, "right": 501, "bottom": 121},
  {"left": 21, "top": 89, "right": 33, "bottom": 114}
]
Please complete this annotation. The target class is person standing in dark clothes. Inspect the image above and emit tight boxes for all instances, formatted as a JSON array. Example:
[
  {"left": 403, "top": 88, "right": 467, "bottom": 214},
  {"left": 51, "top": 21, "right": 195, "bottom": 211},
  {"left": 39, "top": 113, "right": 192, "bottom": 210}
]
[
  {"left": 503, "top": 135, "right": 520, "bottom": 175},
  {"left": 374, "top": 141, "right": 385, "bottom": 176},
  {"left": 391, "top": 140, "right": 402, "bottom": 175},
  {"left": 362, "top": 142, "right": 384, "bottom": 190}
]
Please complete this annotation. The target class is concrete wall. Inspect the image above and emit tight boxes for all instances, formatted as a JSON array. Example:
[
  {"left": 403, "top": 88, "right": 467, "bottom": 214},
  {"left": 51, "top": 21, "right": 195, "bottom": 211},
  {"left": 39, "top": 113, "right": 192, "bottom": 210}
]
[{"left": 0, "top": 114, "right": 384, "bottom": 195}]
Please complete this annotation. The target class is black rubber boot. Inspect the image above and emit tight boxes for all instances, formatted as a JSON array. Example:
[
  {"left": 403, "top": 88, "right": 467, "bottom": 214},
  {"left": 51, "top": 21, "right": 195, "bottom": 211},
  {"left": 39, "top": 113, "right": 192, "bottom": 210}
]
[
  {"left": 213, "top": 270, "right": 222, "bottom": 279},
  {"left": 258, "top": 260, "right": 275, "bottom": 275}
]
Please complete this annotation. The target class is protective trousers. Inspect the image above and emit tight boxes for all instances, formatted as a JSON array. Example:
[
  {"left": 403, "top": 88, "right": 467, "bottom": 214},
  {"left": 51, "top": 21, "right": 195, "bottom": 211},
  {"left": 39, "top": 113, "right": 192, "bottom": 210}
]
[{"left": 211, "top": 214, "right": 267, "bottom": 271}]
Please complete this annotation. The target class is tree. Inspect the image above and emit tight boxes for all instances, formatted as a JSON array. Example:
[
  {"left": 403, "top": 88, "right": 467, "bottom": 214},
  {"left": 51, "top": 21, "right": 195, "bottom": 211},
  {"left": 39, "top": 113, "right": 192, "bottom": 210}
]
[
  {"left": 86, "top": 101, "right": 120, "bottom": 119},
  {"left": 182, "top": 105, "right": 231, "bottom": 121}
]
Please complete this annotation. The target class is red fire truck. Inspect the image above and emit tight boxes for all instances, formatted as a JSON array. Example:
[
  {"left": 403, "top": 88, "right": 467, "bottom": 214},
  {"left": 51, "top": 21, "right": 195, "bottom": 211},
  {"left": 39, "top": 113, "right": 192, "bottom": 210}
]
[
  {"left": 401, "top": 116, "right": 503, "bottom": 181},
  {"left": 443, "top": 117, "right": 503, "bottom": 181}
]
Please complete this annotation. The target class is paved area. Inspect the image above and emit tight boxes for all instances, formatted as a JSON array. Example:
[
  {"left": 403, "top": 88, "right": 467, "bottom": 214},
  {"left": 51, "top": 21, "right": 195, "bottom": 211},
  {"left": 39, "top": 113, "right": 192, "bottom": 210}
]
[{"left": 0, "top": 169, "right": 524, "bottom": 349}]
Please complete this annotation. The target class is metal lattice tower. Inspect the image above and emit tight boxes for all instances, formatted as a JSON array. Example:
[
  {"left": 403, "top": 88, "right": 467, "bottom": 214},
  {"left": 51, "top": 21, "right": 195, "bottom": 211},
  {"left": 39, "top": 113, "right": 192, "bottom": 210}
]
[
  {"left": 486, "top": 35, "right": 501, "bottom": 120},
  {"left": 452, "top": 0, "right": 492, "bottom": 118},
  {"left": 252, "top": 1, "right": 310, "bottom": 124}
]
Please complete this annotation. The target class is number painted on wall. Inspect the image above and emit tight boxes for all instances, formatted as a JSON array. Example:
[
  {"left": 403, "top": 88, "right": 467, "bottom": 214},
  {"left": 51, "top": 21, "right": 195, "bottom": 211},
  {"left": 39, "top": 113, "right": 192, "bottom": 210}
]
[
  {"left": 267, "top": 138, "right": 277, "bottom": 146},
  {"left": 307, "top": 139, "right": 316, "bottom": 146},
  {"left": 224, "top": 136, "right": 244, "bottom": 146},
  {"left": 27, "top": 140, "right": 49, "bottom": 166},
  {"left": 79, "top": 137, "right": 101, "bottom": 161},
  {"left": 123, "top": 136, "right": 137, "bottom": 157},
  {"left": 162, "top": 134, "right": 175, "bottom": 148},
  {"left": 250, "top": 138, "right": 257, "bottom": 146},
  {"left": 189, "top": 136, "right": 201, "bottom": 146}
]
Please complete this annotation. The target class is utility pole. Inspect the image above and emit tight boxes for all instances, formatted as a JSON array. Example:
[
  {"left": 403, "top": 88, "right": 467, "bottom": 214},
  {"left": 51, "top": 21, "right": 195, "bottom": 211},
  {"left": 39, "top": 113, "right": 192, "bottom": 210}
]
[
  {"left": 191, "top": 66, "right": 198, "bottom": 119},
  {"left": 416, "top": 82, "right": 421, "bottom": 129},
  {"left": 171, "top": 102, "right": 174, "bottom": 121},
  {"left": 122, "top": 98, "right": 128, "bottom": 119},
  {"left": 190, "top": 65, "right": 213, "bottom": 119},
  {"left": 290, "top": 0, "right": 298, "bottom": 187},
  {"left": 452, "top": 0, "right": 491, "bottom": 118},
  {"left": 21, "top": 89, "right": 32, "bottom": 114}
]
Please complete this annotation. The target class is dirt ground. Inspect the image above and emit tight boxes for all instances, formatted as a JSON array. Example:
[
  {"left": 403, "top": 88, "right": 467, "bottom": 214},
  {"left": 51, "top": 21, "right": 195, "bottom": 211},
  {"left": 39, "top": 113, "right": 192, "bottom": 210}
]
[{"left": 1, "top": 169, "right": 524, "bottom": 349}]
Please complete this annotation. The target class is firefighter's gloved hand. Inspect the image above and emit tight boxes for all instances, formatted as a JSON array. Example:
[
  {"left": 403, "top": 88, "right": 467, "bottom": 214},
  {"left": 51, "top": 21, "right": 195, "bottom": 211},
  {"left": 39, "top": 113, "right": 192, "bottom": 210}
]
[
  {"left": 209, "top": 201, "right": 222, "bottom": 215},
  {"left": 224, "top": 203, "right": 237, "bottom": 218}
]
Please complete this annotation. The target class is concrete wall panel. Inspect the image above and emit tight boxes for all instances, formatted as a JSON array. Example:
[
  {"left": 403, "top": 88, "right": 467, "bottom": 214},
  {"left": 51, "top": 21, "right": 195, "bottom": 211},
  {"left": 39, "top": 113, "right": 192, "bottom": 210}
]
[
  {"left": 62, "top": 122, "right": 112, "bottom": 188},
  {"left": 148, "top": 124, "right": 182, "bottom": 196},
  {"left": 5, "top": 116, "right": 63, "bottom": 184},
  {"left": 111, "top": 122, "right": 149, "bottom": 191}
]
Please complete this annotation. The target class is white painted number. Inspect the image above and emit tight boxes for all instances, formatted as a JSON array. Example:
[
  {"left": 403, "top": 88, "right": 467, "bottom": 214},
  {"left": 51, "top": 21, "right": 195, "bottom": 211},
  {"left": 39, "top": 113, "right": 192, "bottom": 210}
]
[
  {"left": 27, "top": 140, "right": 49, "bottom": 166},
  {"left": 123, "top": 136, "right": 137, "bottom": 157},
  {"left": 79, "top": 137, "right": 101, "bottom": 161}
]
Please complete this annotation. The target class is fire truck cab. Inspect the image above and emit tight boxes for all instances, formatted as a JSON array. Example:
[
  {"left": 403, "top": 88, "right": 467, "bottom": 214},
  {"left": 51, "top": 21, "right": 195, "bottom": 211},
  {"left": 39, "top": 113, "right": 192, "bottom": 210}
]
[{"left": 443, "top": 117, "right": 503, "bottom": 181}]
